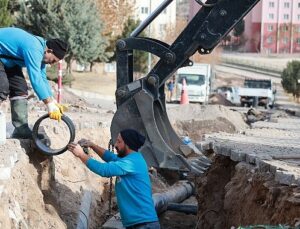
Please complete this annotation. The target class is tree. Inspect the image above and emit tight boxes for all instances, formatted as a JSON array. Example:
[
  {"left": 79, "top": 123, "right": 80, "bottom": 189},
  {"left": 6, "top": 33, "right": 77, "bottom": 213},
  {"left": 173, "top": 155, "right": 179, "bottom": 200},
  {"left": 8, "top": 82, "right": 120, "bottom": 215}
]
[
  {"left": 97, "top": 0, "right": 133, "bottom": 37},
  {"left": 111, "top": 18, "right": 148, "bottom": 75},
  {"left": 0, "top": 0, "right": 13, "bottom": 27},
  {"left": 97, "top": 0, "right": 133, "bottom": 63},
  {"left": 62, "top": 0, "right": 109, "bottom": 71},
  {"left": 281, "top": 61, "right": 300, "bottom": 100},
  {"left": 16, "top": 0, "right": 109, "bottom": 73}
]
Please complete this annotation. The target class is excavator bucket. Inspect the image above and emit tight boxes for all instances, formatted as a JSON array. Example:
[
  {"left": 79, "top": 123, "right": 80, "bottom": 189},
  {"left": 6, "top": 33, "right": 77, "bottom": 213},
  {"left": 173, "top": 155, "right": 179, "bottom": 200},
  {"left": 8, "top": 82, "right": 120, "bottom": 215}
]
[{"left": 110, "top": 0, "right": 260, "bottom": 173}]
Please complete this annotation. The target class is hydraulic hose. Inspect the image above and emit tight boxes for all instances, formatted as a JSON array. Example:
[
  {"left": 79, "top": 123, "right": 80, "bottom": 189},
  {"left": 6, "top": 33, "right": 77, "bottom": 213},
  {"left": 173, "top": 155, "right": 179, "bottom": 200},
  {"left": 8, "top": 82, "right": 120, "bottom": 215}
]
[{"left": 32, "top": 114, "right": 75, "bottom": 155}]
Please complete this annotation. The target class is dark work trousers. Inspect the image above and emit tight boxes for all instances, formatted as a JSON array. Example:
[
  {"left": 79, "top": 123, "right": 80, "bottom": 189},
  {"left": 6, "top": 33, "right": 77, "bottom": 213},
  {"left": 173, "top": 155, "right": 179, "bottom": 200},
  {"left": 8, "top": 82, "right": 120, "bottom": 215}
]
[{"left": 0, "top": 62, "right": 28, "bottom": 101}]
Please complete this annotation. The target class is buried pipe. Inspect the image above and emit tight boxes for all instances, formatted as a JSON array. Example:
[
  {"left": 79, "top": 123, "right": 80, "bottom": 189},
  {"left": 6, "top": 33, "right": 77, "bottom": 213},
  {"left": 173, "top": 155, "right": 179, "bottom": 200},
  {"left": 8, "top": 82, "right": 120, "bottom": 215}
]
[
  {"left": 102, "top": 180, "right": 195, "bottom": 229},
  {"left": 153, "top": 180, "right": 195, "bottom": 214},
  {"left": 76, "top": 190, "right": 92, "bottom": 229},
  {"left": 167, "top": 203, "right": 198, "bottom": 215}
]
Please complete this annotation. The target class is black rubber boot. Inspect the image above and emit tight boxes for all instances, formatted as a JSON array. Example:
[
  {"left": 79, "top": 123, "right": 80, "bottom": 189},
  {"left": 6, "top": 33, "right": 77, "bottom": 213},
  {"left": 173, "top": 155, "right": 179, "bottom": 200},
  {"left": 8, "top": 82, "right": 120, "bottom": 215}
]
[{"left": 10, "top": 99, "right": 33, "bottom": 139}]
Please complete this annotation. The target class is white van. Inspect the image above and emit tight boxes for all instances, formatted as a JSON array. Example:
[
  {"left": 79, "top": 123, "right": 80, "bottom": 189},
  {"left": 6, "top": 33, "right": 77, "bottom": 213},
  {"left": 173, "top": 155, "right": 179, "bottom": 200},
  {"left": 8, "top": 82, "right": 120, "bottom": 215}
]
[{"left": 172, "top": 63, "right": 211, "bottom": 103}]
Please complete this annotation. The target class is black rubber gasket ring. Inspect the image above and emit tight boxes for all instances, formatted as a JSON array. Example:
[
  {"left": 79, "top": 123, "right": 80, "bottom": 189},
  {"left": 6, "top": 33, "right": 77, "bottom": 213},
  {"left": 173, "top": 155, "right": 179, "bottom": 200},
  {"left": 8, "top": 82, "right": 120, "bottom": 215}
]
[{"left": 32, "top": 114, "right": 76, "bottom": 155}]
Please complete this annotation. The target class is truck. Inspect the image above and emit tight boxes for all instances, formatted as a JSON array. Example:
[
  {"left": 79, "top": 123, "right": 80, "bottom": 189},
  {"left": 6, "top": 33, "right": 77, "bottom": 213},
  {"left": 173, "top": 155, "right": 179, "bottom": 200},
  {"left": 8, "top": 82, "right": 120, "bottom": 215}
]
[
  {"left": 172, "top": 64, "right": 211, "bottom": 104},
  {"left": 239, "top": 79, "right": 276, "bottom": 108}
]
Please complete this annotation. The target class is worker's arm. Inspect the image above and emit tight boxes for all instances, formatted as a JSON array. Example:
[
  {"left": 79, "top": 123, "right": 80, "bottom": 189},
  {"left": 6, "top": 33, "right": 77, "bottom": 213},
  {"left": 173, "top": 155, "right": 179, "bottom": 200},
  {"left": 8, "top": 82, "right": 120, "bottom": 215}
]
[
  {"left": 68, "top": 143, "right": 134, "bottom": 177},
  {"left": 78, "top": 139, "right": 118, "bottom": 162},
  {"left": 23, "top": 51, "right": 63, "bottom": 120},
  {"left": 22, "top": 51, "right": 53, "bottom": 101},
  {"left": 86, "top": 158, "right": 133, "bottom": 177}
]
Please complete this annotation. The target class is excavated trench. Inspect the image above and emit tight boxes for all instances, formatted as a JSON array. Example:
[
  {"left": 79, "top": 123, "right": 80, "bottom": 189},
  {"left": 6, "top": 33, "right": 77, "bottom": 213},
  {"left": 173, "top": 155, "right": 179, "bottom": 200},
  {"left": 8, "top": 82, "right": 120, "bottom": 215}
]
[
  {"left": 195, "top": 154, "right": 300, "bottom": 228},
  {"left": 2, "top": 105, "right": 299, "bottom": 228},
  {"left": 168, "top": 106, "right": 300, "bottom": 228}
]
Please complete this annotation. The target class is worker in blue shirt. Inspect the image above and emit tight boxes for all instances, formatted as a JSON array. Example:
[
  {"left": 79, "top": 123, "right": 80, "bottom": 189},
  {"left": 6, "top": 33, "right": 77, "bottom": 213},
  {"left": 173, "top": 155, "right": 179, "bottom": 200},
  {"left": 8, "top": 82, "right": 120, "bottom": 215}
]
[
  {"left": 0, "top": 27, "right": 68, "bottom": 139},
  {"left": 68, "top": 129, "right": 160, "bottom": 229}
]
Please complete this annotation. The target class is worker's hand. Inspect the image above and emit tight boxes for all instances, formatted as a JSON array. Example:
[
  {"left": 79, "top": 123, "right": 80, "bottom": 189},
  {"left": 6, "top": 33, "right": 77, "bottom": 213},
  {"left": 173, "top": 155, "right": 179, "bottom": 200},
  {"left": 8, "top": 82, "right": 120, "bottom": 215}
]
[
  {"left": 46, "top": 101, "right": 63, "bottom": 121},
  {"left": 56, "top": 103, "right": 68, "bottom": 113},
  {"left": 78, "top": 139, "right": 94, "bottom": 148},
  {"left": 68, "top": 142, "right": 90, "bottom": 164},
  {"left": 68, "top": 142, "right": 84, "bottom": 157}
]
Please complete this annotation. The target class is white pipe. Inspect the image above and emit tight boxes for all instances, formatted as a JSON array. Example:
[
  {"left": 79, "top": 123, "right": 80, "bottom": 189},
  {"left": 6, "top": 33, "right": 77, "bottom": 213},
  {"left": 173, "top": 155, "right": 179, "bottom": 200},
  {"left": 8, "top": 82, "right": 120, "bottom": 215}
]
[{"left": 76, "top": 190, "right": 92, "bottom": 229}]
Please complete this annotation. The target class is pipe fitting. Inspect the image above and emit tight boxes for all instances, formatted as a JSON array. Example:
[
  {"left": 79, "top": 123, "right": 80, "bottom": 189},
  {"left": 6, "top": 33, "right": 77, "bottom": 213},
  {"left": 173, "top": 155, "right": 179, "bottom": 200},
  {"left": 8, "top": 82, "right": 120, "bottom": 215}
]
[{"left": 32, "top": 114, "right": 75, "bottom": 155}]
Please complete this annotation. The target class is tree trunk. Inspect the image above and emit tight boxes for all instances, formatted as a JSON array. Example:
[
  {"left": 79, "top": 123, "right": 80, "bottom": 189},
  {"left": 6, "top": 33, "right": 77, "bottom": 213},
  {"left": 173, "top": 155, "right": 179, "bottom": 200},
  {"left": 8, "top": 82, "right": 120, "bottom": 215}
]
[
  {"left": 90, "top": 62, "right": 94, "bottom": 72},
  {"left": 66, "top": 60, "right": 73, "bottom": 75}
]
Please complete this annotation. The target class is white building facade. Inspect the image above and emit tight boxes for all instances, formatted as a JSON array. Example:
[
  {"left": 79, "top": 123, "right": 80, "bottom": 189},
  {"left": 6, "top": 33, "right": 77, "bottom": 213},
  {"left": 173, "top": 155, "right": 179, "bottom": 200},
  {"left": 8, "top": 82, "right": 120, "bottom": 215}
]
[{"left": 132, "top": 0, "right": 176, "bottom": 40}]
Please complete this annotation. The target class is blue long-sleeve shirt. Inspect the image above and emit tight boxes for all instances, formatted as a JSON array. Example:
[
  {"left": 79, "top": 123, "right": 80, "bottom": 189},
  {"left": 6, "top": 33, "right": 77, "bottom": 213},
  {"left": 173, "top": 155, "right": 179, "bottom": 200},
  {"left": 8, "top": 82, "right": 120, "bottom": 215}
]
[
  {"left": 0, "top": 27, "right": 52, "bottom": 100},
  {"left": 86, "top": 150, "right": 158, "bottom": 227}
]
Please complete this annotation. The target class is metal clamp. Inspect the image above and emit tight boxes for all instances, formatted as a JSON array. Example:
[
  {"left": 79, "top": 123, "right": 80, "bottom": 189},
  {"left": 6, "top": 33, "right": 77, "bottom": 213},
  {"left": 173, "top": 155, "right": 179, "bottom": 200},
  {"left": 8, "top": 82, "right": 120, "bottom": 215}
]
[{"left": 32, "top": 114, "right": 75, "bottom": 156}]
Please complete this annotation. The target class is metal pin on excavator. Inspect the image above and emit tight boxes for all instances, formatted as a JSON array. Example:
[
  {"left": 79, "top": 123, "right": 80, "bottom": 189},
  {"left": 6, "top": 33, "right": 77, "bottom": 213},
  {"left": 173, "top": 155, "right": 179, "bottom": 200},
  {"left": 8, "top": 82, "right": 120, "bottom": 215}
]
[{"left": 110, "top": 0, "right": 261, "bottom": 175}]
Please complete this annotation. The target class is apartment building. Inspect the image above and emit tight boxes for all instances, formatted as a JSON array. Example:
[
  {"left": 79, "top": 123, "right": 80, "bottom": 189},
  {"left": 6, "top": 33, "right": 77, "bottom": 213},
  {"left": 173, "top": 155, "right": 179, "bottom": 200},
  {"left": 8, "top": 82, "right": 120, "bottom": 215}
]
[
  {"left": 132, "top": 0, "right": 176, "bottom": 40},
  {"left": 245, "top": 0, "right": 300, "bottom": 54}
]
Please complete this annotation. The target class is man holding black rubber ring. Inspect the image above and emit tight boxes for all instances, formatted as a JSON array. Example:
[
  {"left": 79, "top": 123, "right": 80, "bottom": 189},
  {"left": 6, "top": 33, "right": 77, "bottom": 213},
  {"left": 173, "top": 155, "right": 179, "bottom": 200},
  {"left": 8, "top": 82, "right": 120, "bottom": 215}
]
[{"left": 0, "top": 27, "right": 68, "bottom": 139}]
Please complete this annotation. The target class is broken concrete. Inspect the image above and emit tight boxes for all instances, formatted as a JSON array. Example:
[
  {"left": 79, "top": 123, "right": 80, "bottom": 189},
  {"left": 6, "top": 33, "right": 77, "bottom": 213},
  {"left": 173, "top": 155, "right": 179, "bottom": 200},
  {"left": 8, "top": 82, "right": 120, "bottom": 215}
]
[{"left": 206, "top": 116, "right": 300, "bottom": 186}]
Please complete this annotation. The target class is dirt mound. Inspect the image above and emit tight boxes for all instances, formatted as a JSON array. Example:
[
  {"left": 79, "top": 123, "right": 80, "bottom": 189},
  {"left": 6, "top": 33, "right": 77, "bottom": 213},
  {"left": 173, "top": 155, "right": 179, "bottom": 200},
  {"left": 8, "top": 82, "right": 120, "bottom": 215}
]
[
  {"left": 209, "top": 93, "right": 235, "bottom": 106},
  {"left": 0, "top": 140, "right": 66, "bottom": 228},
  {"left": 196, "top": 156, "right": 300, "bottom": 228},
  {"left": 167, "top": 104, "right": 247, "bottom": 141}
]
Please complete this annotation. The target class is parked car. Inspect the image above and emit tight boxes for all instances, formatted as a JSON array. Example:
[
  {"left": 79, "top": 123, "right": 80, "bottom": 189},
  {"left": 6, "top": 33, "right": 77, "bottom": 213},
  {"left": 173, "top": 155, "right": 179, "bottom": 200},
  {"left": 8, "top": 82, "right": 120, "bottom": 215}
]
[{"left": 216, "top": 86, "right": 240, "bottom": 105}]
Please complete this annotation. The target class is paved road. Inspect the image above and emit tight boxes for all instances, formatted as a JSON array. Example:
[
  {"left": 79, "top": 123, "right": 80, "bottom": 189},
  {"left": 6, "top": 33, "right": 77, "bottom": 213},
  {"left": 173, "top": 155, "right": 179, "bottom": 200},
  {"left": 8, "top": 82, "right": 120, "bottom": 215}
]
[
  {"left": 66, "top": 88, "right": 116, "bottom": 111},
  {"left": 67, "top": 65, "right": 300, "bottom": 115},
  {"left": 215, "top": 65, "right": 281, "bottom": 83}
]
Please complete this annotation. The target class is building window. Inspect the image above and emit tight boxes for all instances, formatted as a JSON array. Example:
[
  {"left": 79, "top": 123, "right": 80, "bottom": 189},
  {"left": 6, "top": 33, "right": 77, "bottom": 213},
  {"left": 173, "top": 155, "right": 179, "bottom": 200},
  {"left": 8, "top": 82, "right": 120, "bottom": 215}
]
[
  {"left": 141, "top": 7, "right": 149, "bottom": 14},
  {"left": 283, "top": 37, "right": 289, "bottom": 44},
  {"left": 269, "top": 1, "right": 274, "bottom": 8},
  {"left": 267, "top": 37, "right": 273, "bottom": 43},
  {"left": 283, "top": 14, "right": 289, "bottom": 20},
  {"left": 282, "top": 25, "right": 289, "bottom": 32},
  {"left": 297, "top": 26, "right": 300, "bottom": 33},
  {"left": 298, "top": 2, "right": 300, "bottom": 8},
  {"left": 284, "top": 2, "right": 290, "bottom": 8},
  {"left": 298, "top": 15, "right": 300, "bottom": 21},
  {"left": 267, "top": 25, "right": 273, "bottom": 31},
  {"left": 283, "top": 49, "right": 289, "bottom": 53},
  {"left": 297, "top": 38, "right": 300, "bottom": 45},
  {"left": 269, "top": 13, "right": 274, "bottom": 20}
]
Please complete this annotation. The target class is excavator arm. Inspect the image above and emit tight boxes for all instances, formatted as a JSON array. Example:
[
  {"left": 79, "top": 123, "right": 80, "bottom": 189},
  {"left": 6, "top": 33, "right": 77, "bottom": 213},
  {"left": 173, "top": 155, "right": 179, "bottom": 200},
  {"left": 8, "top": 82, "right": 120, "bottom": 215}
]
[{"left": 111, "top": 0, "right": 260, "bottom": 173}]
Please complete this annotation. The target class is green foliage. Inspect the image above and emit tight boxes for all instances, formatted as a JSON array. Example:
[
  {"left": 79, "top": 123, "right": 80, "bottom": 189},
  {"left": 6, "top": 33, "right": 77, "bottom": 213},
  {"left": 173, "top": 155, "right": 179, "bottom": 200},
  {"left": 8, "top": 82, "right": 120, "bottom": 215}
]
[
  {"left": 281, "top": 61, "right": 300, "bottom": 98},
  {"left": 111, "top": 17, "right": 148, "bottom": 74},
  {"left": 17, "top": 0, "right": 64, "bottom": 37},
  {"left": 46, "top": 64, "right": 74, "bottom": 85},
  {"left": 62, "top": 0, "right": 109, "bottom": 65},
  {"left": 16, "top": 0, "right": 109, "bottom": 71},
  {"left": 0, "top": 0, "right": 13, "bottom": 27}
]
